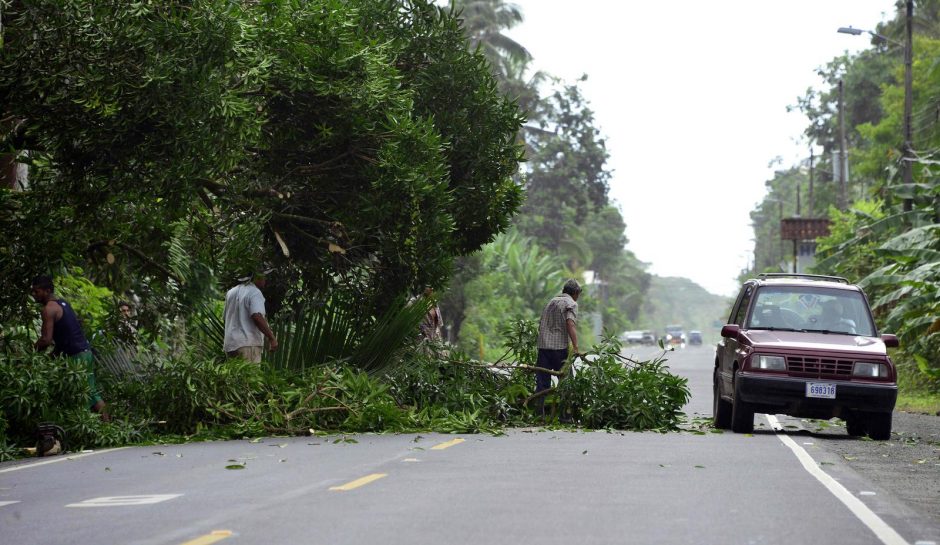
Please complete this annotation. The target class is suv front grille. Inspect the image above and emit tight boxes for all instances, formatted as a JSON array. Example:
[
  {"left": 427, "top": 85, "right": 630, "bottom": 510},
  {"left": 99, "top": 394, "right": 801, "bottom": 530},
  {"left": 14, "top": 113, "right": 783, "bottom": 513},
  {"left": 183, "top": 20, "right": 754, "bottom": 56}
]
[{"left": 786, "top": 356, "right": 853, "bottom": 377}]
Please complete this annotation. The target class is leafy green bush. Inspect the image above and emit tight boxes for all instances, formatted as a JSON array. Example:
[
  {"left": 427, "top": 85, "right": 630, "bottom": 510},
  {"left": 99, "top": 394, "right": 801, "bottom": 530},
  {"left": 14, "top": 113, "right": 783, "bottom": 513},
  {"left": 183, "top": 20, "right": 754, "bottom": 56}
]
[
  {"left": 0, "top": 349, "right": 138, "bottom": 451},
  {"left": 104, "top": 354, "right": 269, "bottom": 435},
  {"left": 1, "top": 318, "right": 693, "bottom": 459},
  {"left": 387, "top": 344, "right": 529, "bottom": 426},
  {"left": 556, "top": 338, "right": 691, "bottom": 430}
]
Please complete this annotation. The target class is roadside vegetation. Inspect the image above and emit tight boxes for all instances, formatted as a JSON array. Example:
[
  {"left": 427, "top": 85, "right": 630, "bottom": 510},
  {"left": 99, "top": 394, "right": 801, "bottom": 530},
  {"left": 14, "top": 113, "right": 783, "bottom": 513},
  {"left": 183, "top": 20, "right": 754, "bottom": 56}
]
[
  {"left": 0, "top": 320, "right": 690, "bottom": 460},
  {"left": 743, "top": 2, "right": 940, "bottom": 412},
  {"left": 0, "top": 1, "right": 692, "bottom": 459}
]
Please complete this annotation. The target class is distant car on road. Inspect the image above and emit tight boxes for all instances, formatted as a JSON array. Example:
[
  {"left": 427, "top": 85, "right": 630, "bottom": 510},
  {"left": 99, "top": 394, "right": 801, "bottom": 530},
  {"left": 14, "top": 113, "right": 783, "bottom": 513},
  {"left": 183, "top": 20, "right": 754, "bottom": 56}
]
[
  {"left": 622, "top": 330, "right": 656, "bottom": 345},
  {"left": 714, "top": 273, "right": 898, "bottom": 439},
  {"left": 663, "top": 324, "right": 686, "bottom": 346},
  {"left": 622, "top": 330, "right": 645, "bottom": 344},
  {"left": 688, "top": 330, "right": 703, "bottom": 345}
]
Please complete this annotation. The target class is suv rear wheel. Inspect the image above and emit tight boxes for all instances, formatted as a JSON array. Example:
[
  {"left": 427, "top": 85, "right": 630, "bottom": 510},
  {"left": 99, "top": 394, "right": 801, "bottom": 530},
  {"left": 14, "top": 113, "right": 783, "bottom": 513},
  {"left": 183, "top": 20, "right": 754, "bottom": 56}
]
[
  {"left": 845, "top": 414, "right": 865, "bottom": 437},
  {"left": 713, "top": 373, "right": 731, "bottom": 429},
  {"left": 866, "top": 412, "right": 892, "bottom": 440},
  {"left": 731, "top": 374, "right": 754, "bottom": 433}
]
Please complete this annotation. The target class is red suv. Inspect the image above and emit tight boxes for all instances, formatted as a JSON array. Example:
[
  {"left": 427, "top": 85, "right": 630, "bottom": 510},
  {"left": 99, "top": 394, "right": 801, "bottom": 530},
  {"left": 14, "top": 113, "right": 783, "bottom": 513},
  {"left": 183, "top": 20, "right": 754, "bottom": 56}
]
[{"left": 713, "top": 274, "right": 899, "bottom": 439}]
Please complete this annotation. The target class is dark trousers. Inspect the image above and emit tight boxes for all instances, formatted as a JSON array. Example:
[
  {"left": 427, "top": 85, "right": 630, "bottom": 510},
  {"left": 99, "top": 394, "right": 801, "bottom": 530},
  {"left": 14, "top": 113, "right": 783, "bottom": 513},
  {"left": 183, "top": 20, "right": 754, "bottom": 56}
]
[{"left": 535, "top": 348, "right": 568, "bottom": 393}]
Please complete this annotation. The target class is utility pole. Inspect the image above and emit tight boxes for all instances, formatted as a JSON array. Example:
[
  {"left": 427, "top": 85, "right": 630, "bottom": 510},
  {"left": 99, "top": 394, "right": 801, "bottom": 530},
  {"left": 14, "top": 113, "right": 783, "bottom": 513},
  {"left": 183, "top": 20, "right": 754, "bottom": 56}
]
[
  {"left": 902, "top": 0, "right": 914, "bottom": 212},
  {"left": 797, "top": 183, "right": 802, "bottom": 216},
  {"left": 808, "top": 146, "right": 815, "bottom": 216},
  {"left": 838, "top": 79, "right": 848, "bottom": 210}
]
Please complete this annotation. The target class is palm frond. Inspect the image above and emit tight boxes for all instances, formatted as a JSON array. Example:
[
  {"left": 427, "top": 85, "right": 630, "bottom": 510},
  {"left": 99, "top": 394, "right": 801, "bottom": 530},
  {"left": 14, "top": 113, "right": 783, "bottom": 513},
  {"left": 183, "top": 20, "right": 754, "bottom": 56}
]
[{"left": 268, "top": 294, "right": 433, "bottom": 376}]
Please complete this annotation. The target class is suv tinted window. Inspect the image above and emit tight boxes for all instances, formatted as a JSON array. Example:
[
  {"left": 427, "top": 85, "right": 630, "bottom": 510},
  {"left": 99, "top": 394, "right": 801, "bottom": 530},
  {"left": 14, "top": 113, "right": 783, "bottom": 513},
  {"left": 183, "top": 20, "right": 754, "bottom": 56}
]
[
  {"left": 746, "top": 286, "right": 876, "bottom": 336},
  {"left": 732, "top": 285, "right": 753, "bottom": 326}
]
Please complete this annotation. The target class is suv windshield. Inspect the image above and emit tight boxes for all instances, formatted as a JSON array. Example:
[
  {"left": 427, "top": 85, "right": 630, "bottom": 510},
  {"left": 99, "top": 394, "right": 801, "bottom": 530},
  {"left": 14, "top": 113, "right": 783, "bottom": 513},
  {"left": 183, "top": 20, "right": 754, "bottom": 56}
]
[{"left": 746, "top": 285, "right": 876, "bottom": 337}]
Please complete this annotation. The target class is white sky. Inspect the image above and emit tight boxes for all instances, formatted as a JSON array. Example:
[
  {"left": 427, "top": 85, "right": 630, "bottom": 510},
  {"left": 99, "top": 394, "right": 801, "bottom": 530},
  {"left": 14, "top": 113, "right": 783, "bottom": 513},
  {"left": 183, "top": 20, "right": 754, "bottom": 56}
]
[{"left": 506, "top": 0, "right": 892, "bottom": 296}]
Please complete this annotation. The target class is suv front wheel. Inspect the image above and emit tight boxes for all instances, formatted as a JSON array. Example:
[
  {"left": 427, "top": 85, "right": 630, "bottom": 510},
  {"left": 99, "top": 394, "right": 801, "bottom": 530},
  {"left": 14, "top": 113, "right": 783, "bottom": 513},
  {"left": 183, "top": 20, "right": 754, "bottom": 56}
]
[
  {"left": 731, "top": 373, "right": 754, "bottom": 433},
  {"left": 865, "top": 412, "right": 892, "bottom": 440},
  {"left": 713, "top": 371, "right": 732, "bottom": 429}
]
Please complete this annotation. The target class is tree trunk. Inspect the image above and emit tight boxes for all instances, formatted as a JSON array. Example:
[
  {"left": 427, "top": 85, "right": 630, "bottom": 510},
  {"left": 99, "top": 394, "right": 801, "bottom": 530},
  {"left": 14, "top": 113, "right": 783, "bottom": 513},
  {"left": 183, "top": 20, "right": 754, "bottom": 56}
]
[{"left": 1, "top": 154, "right": 17, "bottom": 189}]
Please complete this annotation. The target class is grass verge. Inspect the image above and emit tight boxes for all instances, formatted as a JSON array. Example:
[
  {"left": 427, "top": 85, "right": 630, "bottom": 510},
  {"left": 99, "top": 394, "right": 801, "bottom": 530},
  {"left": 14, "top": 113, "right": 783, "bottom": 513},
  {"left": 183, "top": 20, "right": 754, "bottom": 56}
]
[{"left": 896, "top": 391, "right": 940, "bottom": 415}]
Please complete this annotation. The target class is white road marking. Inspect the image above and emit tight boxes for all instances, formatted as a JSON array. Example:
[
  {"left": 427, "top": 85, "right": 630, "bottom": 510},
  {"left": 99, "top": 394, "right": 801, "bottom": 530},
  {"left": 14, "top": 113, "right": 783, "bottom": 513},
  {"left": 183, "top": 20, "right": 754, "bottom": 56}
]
[
  {"left": 0, "top": 448, "right": 127, "bottom": 474},
  {"left": 0, "top": 501, "right": 21, "bottom": 508},
  {"left": 66, "top": 494, "right": 182, "bottom": 507},
  {"left": 766, "top": 415, "right": 909, "bottom": 545},
  {"left": 860, "top": 491, "right": 877, "bottom": 496}
]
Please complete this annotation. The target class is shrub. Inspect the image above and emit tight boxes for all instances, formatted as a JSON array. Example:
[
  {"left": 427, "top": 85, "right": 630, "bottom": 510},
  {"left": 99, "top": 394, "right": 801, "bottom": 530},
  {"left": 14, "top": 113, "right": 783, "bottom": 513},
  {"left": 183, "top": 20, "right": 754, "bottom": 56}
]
[
  {"left": 0, "top": 349, "right": 139, "bottom": 450},
  {"left": 557, "top": 349, "right": 691, "bottom": 430}
]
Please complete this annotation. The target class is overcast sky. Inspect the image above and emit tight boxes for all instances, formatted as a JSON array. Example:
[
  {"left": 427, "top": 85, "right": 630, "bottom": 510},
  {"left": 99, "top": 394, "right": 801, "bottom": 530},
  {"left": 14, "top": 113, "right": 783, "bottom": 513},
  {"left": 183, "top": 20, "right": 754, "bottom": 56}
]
[{"left": 505, "top": 1, "right": 893, "bottom": 296}]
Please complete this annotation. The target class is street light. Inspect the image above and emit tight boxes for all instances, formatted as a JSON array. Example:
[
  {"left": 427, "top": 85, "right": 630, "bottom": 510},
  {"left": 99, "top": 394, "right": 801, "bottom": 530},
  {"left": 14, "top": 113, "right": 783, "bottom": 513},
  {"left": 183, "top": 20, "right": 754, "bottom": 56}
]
[
  {"left": 837, "top": 26, "right": 903, "bottom": 48},
  {"left": 838, "top": 0, "right": 914, "bottom": 212}
]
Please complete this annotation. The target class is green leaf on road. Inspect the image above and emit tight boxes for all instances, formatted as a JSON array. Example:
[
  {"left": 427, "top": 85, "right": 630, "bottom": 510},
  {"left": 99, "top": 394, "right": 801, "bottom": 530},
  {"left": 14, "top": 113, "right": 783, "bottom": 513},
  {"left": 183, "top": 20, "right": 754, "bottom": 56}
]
[
  {"left": 694, "top": 465, "right": 705, "bottom": 469},
  {"left": 225, "top": 464, "right": 245, "bottom": 470}
]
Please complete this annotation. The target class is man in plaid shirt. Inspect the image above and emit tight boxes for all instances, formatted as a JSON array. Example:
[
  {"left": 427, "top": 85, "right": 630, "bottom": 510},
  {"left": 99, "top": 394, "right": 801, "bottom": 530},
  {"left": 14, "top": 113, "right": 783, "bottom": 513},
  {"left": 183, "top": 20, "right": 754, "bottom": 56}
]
[{"left": 535, "top": 279, "right": 583, "bottom": 403}]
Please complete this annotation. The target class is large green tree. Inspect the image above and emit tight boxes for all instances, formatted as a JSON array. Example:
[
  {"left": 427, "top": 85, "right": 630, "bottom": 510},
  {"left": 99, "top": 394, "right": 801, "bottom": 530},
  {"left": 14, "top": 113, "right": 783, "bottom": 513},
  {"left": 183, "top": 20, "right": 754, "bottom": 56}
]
[{"left": 0, "top": 0, "right": 525, "bottom": 325}]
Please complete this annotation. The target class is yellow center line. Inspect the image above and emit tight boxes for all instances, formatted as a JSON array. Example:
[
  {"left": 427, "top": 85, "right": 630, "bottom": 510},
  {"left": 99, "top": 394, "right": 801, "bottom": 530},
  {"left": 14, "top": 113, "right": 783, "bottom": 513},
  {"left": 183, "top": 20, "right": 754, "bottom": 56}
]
[
  {"left": 179, "top": 530, "right": 233, "bottom": 545},
  {"left": 329, "top": 473, "right": 387, "bottom": 491},
  {"left": 430, "top": 438, "right": 465, "bottom": 450}
]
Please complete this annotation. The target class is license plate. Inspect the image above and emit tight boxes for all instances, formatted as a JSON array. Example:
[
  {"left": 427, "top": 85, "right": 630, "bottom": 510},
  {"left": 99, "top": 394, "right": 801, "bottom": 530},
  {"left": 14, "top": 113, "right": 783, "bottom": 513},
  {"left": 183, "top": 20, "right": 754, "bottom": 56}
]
[{"left": 806, "top": 382, "right": 836, "bottom": 399}]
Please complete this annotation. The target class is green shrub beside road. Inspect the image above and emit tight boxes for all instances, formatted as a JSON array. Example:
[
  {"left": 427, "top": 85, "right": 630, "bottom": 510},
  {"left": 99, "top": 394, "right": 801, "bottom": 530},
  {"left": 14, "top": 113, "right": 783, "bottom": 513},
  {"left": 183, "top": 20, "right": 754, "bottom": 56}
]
[{"left": 0, "top": 328, "right": 691, "bottom": 458}]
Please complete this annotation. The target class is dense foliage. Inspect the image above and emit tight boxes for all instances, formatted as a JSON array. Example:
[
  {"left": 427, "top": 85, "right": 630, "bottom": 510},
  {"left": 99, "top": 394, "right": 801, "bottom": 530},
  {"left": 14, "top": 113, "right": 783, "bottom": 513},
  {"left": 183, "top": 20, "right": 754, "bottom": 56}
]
[
  {"left": 0, "top": 0, "right": 524, "bottom": 325},
  {"left": 1, "top": 327, "right": 690, "bottom": 458},
  {"left": 439, "top": 2, "right": 651, "bottom": 353},
  {"left": 0, "top": 0, "right": 699, "bottom": 461}
]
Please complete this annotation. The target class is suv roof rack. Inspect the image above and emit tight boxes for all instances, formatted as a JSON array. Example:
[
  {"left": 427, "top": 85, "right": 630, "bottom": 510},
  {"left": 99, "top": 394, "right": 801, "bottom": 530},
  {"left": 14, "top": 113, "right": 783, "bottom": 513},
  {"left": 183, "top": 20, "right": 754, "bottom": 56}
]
[{"left": 757, "top": 273, "right": 849, "bottom": 284}]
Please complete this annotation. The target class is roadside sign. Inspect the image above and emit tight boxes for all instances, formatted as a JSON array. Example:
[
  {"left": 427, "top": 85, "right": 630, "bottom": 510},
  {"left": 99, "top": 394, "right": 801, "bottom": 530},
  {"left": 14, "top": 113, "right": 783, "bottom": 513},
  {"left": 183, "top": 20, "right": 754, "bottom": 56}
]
[{"left": 781, "top": 218, "right": 830, "bottom": 241}]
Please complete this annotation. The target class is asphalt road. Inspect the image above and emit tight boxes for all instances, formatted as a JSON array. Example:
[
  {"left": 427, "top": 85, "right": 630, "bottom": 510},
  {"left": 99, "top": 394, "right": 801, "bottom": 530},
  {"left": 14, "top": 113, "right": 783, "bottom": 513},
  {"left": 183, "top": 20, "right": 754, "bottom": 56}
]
[{"left": 2, "top": 344, "right": 938, "bottom": 545}]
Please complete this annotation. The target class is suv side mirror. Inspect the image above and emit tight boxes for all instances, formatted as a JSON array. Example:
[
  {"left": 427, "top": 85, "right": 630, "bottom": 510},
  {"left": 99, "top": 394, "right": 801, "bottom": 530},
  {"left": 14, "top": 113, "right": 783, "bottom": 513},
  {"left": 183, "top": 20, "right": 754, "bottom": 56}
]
[
  {"left": 720, "top": 324, "right": 740, "bottom": 339},
  {"left": 881, "top": 334, "right": 899, "bottom": 348}
]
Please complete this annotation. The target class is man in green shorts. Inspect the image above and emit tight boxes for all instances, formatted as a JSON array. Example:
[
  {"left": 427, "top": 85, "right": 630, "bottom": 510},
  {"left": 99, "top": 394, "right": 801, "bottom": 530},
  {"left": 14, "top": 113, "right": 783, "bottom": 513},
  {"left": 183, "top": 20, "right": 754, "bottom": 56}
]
[{"left": 31, "top": 275, "right": 110, "bottom": 421}]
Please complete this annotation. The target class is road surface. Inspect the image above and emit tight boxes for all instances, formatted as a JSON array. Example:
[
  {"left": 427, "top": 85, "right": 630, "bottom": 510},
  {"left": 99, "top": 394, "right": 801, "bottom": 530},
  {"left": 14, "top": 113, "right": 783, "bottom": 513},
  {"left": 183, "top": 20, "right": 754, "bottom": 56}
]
[{"left": 1, "top": 344, "right": 938, "bottom": 545}]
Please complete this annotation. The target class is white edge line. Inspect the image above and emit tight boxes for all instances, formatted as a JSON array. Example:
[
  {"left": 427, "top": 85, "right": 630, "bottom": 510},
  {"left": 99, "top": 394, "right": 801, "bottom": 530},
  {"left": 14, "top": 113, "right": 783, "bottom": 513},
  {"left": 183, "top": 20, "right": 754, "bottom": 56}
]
[
  {"left": 0, "top": 447, "right": 128, "bottom": 474},
  {"left": 0, "top": 501, "right": 21, "bottom": 507},
  {"left": 766, "top": 415, "right": 909, "bottom": 545}
]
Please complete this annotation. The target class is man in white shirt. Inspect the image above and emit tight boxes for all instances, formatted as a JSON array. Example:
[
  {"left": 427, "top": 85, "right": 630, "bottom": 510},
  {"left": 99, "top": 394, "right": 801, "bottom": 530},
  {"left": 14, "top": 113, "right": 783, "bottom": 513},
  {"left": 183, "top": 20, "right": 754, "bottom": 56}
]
[{"left": 223, "top": 270, "right": 278, "bottom": 363}]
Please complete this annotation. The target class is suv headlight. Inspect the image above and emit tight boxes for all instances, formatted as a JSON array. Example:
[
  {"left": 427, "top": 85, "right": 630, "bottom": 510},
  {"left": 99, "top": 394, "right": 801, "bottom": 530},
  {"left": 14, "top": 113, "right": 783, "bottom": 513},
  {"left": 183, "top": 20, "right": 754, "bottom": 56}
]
[
  {"left": 756, "top": 355, "right": 787, "bottom": 370},
  {"left": 853, "top": 362, "right": 888, "bottom": 378}
]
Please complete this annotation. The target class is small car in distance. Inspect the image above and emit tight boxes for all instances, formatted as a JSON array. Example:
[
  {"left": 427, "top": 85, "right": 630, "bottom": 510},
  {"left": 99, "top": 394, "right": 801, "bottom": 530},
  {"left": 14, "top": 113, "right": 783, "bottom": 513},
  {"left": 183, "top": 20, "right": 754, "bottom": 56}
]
[
  {"left": 688, "top": 330, "right": 703, "bottom": 345},
  {"left": 622, "top": 330, "right": 645, "bottom": 344},
  {"left": 713, "top": 274, "right": 898, "bottom": 440},
  {"left": 663, "top": 324, "right": 686, "bottom": 346}
]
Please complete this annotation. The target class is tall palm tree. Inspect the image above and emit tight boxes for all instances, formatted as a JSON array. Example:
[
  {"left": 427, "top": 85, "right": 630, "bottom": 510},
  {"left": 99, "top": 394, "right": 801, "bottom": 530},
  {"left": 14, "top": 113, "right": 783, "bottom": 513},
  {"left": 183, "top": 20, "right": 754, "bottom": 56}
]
[{"left": 450, "top": 0, "right": 532, "bottom": 84}]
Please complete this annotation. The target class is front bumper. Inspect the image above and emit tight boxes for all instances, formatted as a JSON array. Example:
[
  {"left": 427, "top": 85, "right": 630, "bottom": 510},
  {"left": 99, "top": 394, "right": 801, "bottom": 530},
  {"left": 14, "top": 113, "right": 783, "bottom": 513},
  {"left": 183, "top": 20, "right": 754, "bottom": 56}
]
[{"left": 736, "top": 372, "right": 897, "bottom": 418}]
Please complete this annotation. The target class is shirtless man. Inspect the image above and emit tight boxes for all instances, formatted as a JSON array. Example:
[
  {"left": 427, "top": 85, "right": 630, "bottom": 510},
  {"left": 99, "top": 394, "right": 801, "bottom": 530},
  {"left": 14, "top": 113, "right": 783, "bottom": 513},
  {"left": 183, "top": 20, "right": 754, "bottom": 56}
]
[{"left": 31, "top": 275, "right": 109, "bottom": 420}]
